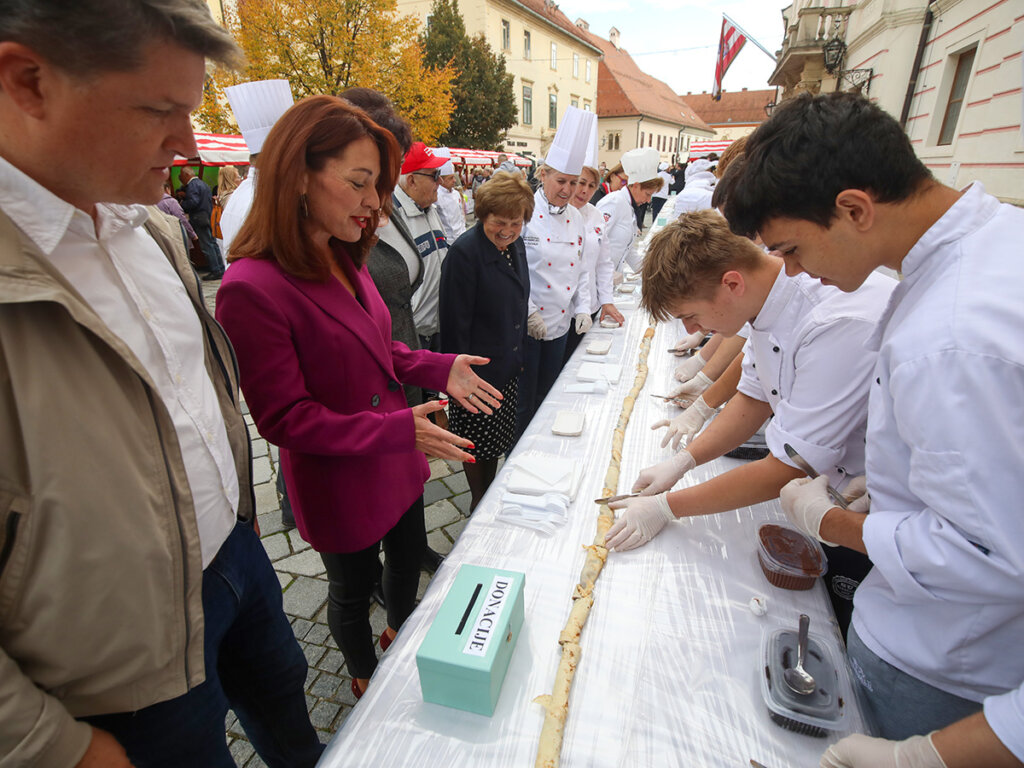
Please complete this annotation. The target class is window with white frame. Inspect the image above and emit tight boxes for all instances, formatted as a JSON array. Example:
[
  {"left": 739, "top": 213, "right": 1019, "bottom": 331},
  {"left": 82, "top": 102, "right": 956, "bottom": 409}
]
[
  {"left": 583, "top": 99, "right": 591, "bottom": 112},
  {"left": 524, "top": 30, "right": 531, "bottom": 60},
  {"left": 501, "top": 19, "right": 510, "bottom": 51},
  {"left": 571, "top": 96, "right": 579, "bottom": 108},
  {"left": 573, "top": 53, "right": 579, "bottom": 78},
  {"left": 522, "top": 84, "right": 533, "bottom": 125},
  {"left": 585, "top": 60, "right": 591, "bottom": 82},
  {"left": 551, "top": 42, "right": 557, "bottom": 70},
  {"left": 549, "top": 93, "right": 557, "bottom": 128},
  {"left": 937, "top": 46, "right": 977, "bottom": 146}
]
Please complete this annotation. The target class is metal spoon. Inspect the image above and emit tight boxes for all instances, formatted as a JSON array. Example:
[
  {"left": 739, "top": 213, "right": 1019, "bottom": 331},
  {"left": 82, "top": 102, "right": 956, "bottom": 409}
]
[
  {"left": 784, "top": 613, "right": 816, "bottom": 696},
  {"left": 782, "top": 443, "right": 850, "bottom": 510}
]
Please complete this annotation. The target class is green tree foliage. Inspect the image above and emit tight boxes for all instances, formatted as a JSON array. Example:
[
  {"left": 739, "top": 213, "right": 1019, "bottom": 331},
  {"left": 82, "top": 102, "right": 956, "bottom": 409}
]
[{"left": 420, "top": 0, "right": 517, "bottom": 149}]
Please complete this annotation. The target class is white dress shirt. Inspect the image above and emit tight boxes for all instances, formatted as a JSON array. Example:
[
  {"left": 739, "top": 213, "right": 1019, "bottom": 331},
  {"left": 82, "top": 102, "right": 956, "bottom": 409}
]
[
  {"left": 218, "top": 170, "right": 255, "bottom": 256},
  {"left": 522, "top": 189, "right": 589, "bottom": 339},
  {"left": 853, "top": 183, "right": 1024, "bottom": 759},
  {"left": 737, "top": 267, "right": 895, "bottom": 488},
  {"left": 435, "top": 185, "right": 466, "bottom": 243},
  {"left": 0, "top": 157, "right": 238, "bottom": 568}
]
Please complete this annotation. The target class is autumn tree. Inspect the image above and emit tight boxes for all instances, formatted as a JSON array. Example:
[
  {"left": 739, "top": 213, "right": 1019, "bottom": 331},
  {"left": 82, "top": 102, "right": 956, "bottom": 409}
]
[
  {"left": 420, "top": 0, "right": 517, "bottom": 149},
  {"left": 198, "top": 0, "right": 456, "bottom": 144}
]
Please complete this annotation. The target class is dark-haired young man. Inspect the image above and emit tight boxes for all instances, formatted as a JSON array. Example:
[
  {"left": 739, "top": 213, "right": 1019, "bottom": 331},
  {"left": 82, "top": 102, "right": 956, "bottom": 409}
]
[
  {"left": 0, "top": 2, "right": 321, "bottom": 766},
  {"left": 725, "top": 92, "right": 1024, "bottom": 768},
  {"left": 605, "top": 211, "right": 893, "bottom": 635}
]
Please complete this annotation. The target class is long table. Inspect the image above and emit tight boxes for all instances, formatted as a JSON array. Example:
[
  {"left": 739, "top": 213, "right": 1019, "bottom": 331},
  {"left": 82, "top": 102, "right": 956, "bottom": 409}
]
[{"left": 320, "top": 248, "right": 867, "bottom": 768}]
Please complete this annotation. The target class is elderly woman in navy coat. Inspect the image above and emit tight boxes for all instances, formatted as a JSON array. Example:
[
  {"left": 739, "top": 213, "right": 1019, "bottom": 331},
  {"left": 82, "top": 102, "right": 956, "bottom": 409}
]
[{"left": 440, "top": 172, "right": 534, "bottom": 510}]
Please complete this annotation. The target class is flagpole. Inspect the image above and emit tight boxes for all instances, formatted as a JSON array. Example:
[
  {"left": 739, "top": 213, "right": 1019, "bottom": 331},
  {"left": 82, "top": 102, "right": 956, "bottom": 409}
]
[{"left": 723, "top": 13, "right": 777, "bottom": 63}]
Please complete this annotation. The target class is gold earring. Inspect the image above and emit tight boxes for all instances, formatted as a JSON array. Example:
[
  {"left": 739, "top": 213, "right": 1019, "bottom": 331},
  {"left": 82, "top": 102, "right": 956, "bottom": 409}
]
[{"left": 300, "top": 193, "right": 309, "bottom": 217}]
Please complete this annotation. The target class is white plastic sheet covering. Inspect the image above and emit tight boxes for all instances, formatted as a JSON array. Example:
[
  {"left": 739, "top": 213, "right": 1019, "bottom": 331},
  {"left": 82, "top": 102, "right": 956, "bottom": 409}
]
[{"left": 319, "top": 229, "right": 867, "bottom": 768}]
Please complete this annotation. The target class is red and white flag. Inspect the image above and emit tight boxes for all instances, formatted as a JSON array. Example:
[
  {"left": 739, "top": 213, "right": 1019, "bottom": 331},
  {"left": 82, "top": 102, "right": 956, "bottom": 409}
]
[{"left": 712, "top": 16, "right": 746, "bottom": 101}]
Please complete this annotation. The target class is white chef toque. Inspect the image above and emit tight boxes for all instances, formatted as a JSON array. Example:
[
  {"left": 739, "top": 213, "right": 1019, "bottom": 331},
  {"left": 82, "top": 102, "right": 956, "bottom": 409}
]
[
  {"left": 433, "top": 147, "right": 456, "bottom": 176},
  {"left": 621, "top": 147, "right": 661, "bottom": 184},
  {"left": 544, "top": 106, "right": 597, "bottom": 175},
  {"left": 582, "top": 115, "right": 599, "bottom": 169},
  {"left": 225, "top": 79, "right": 294, "bottom": 155}
]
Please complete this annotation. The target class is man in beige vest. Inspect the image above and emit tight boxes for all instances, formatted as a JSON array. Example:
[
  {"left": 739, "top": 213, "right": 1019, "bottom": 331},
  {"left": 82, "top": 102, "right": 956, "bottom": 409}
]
[{"left": 0, "top": 2, "right": 321, "bottom": 766}]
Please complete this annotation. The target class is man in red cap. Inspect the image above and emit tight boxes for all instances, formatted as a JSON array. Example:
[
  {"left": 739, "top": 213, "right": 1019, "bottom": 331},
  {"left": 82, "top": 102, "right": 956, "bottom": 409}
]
[{"left": 375, "top": 142, "right": 448, "bottom": 357}]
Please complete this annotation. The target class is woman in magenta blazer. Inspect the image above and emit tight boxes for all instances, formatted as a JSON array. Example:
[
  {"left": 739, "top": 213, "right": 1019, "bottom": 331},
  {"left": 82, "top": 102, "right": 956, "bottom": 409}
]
[{"left": 216, "top": 96, "right": 501, "bottom": 699}]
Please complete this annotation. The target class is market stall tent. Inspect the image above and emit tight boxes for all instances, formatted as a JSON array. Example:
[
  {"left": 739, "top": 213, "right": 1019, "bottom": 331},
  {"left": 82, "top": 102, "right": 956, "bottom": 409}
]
[
  {"left": 449, "top": 148, "right": 532, "bottom": 168},
  {"left": 174, "top": 132, "right": 250, "bottom": 167},
  {"left": 685, "top": 139, "right": 734, "bottom": 159}
]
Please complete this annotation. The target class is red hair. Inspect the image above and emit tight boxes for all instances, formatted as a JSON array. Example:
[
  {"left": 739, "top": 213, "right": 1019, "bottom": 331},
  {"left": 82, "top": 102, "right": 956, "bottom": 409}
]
[{"left": 228, "top": 95, "right": 401, "bottom": 281}]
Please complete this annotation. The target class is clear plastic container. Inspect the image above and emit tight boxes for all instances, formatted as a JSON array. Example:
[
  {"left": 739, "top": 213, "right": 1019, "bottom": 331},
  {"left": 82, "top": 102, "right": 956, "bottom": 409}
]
[
  {"left": 756, "top": 523, "right": 827, "bottom": 590},
  {"left": 760, "top": 624, "right": 851, "bottom": 737}
]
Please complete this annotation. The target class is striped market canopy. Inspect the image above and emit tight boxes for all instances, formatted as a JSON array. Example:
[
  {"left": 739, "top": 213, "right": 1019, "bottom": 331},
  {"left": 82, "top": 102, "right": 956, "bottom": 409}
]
[
  {"left": 174, "top": 132, "right": 251, "bottom": 167},
  {"left": 686, "top": 139, "right": 734, "bottom": 159},
  {"left": 450, "top": 148, "right": 532, "bottom": 168}
]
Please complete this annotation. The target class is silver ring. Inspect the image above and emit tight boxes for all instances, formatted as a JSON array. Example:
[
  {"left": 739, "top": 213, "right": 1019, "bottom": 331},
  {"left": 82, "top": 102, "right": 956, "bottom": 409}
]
[{"left": 467, "top": 393, "right": 475, "bottom": 400}]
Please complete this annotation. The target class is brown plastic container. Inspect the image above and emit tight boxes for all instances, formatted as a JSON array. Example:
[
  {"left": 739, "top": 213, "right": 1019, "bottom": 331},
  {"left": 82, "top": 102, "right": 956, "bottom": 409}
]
[{"left": 757, "top": 523, "right": 827, "bottom": 590}]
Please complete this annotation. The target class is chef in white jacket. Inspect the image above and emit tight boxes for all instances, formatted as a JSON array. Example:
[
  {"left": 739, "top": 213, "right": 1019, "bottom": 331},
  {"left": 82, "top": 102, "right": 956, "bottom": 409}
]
[
  {"left": 671, "top": 157, "right": 716, "bottom": 219},
  {"left": 517, "top": 107, "right": 596, "bottom": 439},
  {"left": 724, "top": 92, "right": 1024, "bottom": 768},
  {"left": 433, "top": 148, "right": 466, "bottom": 243},
  {"left": 219, "top": 79, "right": 294, "bottom": 255},
  {"left": 596, "top": 147, "right": 663, "bottom": 277}
]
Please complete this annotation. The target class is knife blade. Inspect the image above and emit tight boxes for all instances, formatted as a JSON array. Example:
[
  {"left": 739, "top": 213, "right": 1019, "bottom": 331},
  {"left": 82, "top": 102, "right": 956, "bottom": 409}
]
[
  {"left": 650, "top": 394, "right": 693, "bottom": 407},
  {"left": 783, "top": 443, "right": 850, "bottom": 510},
  {"left": 594, "top": 492, "right": 640, "bottom": 505},
  {"left": 749, "top": 760, "right": 770, "bottom": 768}
]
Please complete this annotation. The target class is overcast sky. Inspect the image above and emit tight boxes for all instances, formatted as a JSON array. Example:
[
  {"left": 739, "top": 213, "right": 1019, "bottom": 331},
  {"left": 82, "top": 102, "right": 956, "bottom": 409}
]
[{"left": 556, "top": 0, "right": 788, "bottom": 97}]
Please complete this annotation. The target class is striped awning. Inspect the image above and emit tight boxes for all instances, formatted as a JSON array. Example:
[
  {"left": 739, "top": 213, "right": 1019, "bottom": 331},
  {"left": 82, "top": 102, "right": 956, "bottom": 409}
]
[
  {"left": 174, "top": 132, "right": 251, "bottom": 167},
  {"left": 686, "top": 140, "right": 734, "bottom": 159},
  {"left": 449, "top": 148, "right": 532, "bottom": 168}
]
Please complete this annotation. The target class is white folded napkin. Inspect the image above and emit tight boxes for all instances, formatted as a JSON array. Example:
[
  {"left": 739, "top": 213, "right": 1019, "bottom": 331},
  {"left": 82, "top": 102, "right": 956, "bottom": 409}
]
[
  {"left": 577, "top": 362, "right": 622, "bottom": 384},
  {"left": 497, "top": 491, "right": 570, "bottom": 534},
  {"left": 505, "top": 454, "right": 582, "bottom": 499},
  {"left": 564, "top": 381, "right": 608, "bottom": 394}
]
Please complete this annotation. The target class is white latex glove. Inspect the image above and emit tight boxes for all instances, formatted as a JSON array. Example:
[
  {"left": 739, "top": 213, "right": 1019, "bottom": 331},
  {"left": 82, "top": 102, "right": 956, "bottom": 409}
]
[
  {"left": 605, "top": 493, "right": 675, "bottom": 551},
  {"left": 632, "top": 449, "right": 696, "bottom": 495},
  {"left": 674, "top": 329, "right": 705, "bottom": 353},
  {"left": 651, "top": 396, "right": 716, "bottom": 450},
  {"left": 667, "top": 371, "right": 713, "bottom": 402},
  {"left": 780, "top": 475, "right": 839, "bottom": 546},
  {"left": 526, "top": 311, "right": 547, "bottom": 340},
  {"left": 821, "top": 732, "right": 947, "bottom": 768},
  {"left": 574, "top": 312, "right": 593, "bottom": 335},
  {"left": 673, "top": 352, "right": 706, "bottom": 383},
  {"left": 843, "top": 475, "right": 871, "bottom": 513}
]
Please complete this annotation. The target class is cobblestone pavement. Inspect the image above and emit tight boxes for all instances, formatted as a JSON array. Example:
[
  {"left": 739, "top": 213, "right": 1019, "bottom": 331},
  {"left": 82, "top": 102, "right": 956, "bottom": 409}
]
[{"left": 201, "top": 281, "right": 471, "bottom": 766}]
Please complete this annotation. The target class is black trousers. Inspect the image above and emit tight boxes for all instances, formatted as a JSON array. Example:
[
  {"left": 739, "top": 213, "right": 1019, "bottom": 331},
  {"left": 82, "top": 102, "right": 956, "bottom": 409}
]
[
  {"left": 650, "top": 196, "right": 668, "bottom": 220},
  {"left": 319, "top": 497, "right": 426, "bottom": 678}
]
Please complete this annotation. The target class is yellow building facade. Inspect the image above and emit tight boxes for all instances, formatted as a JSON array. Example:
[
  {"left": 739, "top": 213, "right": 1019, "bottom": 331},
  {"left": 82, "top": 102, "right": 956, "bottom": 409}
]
[{"left": 397, "top": 0, "right": 601, "bottom": 157}]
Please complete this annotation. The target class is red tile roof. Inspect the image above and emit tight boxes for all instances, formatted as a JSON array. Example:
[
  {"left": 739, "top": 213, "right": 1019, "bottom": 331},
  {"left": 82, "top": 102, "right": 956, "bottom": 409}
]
[
  {"left": 509, "top": 0, "right": 602, "bottom": 54},
  {"left": 682, "top": 88, "right": 777, "bottom": 126},
  {"left": 572, "top": 25, "right": 712, "bottom": 133}
]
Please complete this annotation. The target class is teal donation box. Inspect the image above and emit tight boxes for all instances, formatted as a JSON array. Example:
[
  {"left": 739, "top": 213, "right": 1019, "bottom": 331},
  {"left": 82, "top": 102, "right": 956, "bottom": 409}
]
[{"left": 416, "top": 564, "right": 526, "bottom": 716}]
